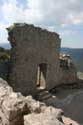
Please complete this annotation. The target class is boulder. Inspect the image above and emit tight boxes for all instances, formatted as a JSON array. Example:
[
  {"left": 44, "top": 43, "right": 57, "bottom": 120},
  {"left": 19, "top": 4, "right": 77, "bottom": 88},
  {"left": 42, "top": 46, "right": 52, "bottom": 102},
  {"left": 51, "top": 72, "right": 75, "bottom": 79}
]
[
  {"left": 24, "top": 106, "right": 64, "bottom": 125},
  {"left": 24, "top": 96, "right": 45, "bottom": 113},
  {"left": 0, "top": 78, "right": 28, "bottom": 125}
]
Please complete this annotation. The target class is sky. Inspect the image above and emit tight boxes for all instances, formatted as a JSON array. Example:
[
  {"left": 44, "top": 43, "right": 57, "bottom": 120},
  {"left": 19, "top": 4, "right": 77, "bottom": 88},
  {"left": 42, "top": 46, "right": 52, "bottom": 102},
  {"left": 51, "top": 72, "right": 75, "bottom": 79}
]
[{"left": 0, "top": 0, "right": 83, "bottom": 48}]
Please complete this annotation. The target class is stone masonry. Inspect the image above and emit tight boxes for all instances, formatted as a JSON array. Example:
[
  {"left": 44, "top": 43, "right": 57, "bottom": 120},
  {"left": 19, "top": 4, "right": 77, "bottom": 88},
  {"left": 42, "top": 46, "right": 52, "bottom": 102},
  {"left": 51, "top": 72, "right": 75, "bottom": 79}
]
[
  {"left": 7, "top": 23, "right": 61, "bottom": 96},
  {"left": 60, "top": 54, "right": 77, "bottom": 84}
]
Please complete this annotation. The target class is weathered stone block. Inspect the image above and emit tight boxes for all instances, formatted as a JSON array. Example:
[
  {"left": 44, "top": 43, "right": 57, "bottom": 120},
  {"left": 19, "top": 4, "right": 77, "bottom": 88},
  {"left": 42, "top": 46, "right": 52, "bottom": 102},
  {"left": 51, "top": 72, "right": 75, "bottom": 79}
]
[
  {"left": 2, "top": 97, "right": 27, "bottom": 121},
  {"left": 24, "top": 107, "right": 64, "bottom": 125}
]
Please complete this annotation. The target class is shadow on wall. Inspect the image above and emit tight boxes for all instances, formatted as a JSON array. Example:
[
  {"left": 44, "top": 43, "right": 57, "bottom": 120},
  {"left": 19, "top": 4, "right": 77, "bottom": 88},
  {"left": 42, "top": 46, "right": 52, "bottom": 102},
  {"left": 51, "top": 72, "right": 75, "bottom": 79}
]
[
  {"left": 0, "top": 45, "right": 11, "bottom": 80},
  {"left": 0, "top": 62, "right": 10, "bottom": 80}
]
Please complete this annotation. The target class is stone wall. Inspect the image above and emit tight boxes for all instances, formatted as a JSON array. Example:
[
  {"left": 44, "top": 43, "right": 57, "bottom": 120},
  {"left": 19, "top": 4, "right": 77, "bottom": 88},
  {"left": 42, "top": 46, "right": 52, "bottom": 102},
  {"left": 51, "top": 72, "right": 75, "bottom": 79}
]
[
  {"left": 59, "top": 54, "right": 77, "bottom": 84},
  {"left": 60, "top": 67, "right": 77, "bottom": 84},
  {"left": 7, "top": 23, "right": 61, "bottom": 96}
]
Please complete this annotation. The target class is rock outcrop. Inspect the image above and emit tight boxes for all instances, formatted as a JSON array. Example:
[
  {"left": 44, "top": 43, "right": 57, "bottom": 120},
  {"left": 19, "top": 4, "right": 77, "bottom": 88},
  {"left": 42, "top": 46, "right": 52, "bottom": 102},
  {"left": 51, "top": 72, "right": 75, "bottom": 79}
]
[
  {"left": 24, "top": 107, "right": 64, "bottom": 125},
  {"left": 0, "top": 78, "right": 82, "bottom": 125},
  {"left": 62, "top": 91, "right": 83, "bottom": 124},
  {"left": 0, "top": 78, "right": 27, "bottom": 125},
  {"left": 0, "top": 78, "right": 66, "bottom": 125},
  {"left": 41, "top": 86, "right": 83, "bottom": 125}
]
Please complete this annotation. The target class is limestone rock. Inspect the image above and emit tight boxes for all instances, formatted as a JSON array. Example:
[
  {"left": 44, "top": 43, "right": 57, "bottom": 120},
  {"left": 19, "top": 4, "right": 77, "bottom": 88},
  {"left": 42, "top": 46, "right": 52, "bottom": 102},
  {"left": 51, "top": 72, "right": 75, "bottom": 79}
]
[
  {"left": 0, "top": 78, "right": 13, "bottom": 107},
  {"left": 0, "top": 78, "right": 28, "bottom": 125},
  {"left": 24, "top": 114, "right": 64, "bottom": 125},
  {"left": 2, "top": 97, "right": 27, "bottom": 121},
  {"left": 25, "top": 96, "right": 46, "bottom": 113},
  {"left": 0, "top": 78, "right": 81, "bottom": 125},
  {"left": 62, "top": 116, "right": 80, "bottom": 125},
  {"left": 24, "top": 106, "right": 64, "bottom": 125}
]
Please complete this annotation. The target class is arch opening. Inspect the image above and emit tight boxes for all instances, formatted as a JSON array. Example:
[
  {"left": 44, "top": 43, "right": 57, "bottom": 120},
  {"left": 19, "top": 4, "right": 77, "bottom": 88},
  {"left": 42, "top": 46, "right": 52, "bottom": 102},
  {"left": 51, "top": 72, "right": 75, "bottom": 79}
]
[{"left": 37, "top": 63, "right": 47, "bottom": 89}]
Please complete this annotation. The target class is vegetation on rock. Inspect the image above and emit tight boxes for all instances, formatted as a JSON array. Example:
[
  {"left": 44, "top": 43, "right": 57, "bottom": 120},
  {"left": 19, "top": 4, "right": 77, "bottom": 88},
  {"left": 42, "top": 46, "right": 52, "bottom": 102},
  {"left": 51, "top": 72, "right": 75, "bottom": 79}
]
[{"left": 0, "top": 47, "right": 10, "bottom": 62}]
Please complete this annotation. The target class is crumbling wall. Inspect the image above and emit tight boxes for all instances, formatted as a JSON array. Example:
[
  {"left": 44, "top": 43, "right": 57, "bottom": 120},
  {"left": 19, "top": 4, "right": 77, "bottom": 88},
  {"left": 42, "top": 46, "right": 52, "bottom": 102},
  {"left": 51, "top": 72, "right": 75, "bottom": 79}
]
[
  {"left": 60, "top": 67, "right": 77, "bottom": 84},
  {"left": 59, "top": 54, "right": 77, "bottom": 84},
  {"left": 6, "top": 23, "right": 77, "bottom": 97},
  {"left": 7, "top": 23, "right": 61, "bottom": 96}
]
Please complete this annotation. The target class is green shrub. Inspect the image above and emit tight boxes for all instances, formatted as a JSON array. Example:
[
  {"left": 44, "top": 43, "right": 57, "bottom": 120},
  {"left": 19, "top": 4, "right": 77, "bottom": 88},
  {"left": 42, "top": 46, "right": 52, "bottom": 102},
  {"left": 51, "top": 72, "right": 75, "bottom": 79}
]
[{"left": 0, "top": 52, "right": 10, "bottom": 62}]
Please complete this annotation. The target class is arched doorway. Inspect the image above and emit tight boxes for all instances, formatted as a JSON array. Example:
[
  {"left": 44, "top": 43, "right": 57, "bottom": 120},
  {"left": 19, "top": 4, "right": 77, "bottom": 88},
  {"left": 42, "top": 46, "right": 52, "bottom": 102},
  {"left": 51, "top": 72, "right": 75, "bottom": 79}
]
[{"left": 37, "top": 63, "right": 47, "bottom": 89}]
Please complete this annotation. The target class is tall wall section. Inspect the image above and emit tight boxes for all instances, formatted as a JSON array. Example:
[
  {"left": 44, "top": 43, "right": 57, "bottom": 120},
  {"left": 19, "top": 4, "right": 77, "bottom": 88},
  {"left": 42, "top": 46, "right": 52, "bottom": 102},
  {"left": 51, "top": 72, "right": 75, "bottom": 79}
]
[{"left": 7, "top": 23, "right": 61, "bottom": 96}]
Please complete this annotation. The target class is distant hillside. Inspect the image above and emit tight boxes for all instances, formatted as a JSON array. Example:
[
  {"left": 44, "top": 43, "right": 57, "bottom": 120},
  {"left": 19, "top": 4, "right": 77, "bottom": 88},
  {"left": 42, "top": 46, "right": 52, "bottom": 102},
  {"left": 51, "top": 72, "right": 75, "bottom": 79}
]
[
  {"left": 61, "top": 48, "right": 83, "bottom": 72},
  {"left": 0, "top": 43, "right": 11, "bottom": 49},
  {"left": 0, "top": 47, "right": 10, "bottom": 62}
]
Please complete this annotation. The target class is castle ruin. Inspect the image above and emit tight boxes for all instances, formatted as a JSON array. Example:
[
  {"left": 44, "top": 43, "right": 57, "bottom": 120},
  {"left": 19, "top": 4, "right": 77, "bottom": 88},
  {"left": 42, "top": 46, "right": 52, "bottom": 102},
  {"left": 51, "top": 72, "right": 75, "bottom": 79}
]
[{"left": 7, "top": 23, "right": 77, "bottom": 96}]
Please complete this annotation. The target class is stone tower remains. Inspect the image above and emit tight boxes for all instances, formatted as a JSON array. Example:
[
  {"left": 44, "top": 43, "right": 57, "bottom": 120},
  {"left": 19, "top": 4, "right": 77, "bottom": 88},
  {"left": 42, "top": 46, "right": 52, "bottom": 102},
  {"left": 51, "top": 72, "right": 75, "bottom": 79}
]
[{"left": 7, "top": 23, "right": 61, "bottom": 96}]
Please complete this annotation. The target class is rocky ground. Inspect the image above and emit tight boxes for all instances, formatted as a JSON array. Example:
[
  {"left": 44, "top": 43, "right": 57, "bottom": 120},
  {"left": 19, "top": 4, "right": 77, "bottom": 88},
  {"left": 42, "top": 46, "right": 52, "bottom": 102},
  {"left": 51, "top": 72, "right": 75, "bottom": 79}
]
[
  {"left": 0, "top": 78, "right": 83, "bottom": 125},
  {"left": 0, "top": 78, "right": 66, "bottom": 125},
  {"left": 44, "top": 81, "right": 83, "bottom": 125}
]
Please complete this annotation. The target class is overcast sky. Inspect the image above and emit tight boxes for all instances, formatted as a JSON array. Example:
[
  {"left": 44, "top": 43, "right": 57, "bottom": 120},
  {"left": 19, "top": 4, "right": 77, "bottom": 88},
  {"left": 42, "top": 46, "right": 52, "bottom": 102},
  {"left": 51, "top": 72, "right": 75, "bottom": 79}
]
[{"left": 0, "top": 0, "right": 83, "bottom": 48}]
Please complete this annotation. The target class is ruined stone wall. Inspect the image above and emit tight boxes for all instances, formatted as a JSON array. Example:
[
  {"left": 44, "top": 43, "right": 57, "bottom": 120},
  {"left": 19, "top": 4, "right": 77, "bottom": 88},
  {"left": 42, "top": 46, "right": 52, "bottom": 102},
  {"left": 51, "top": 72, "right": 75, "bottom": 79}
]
[
  {"left": 60, "top": 66, "right": 77, "bottom": 84},
  {"left": 59, "top": 55, "right": 77, "bottom": 84},
  {"left": 7, "top": 23, "right": 61, "bottom": 96}
]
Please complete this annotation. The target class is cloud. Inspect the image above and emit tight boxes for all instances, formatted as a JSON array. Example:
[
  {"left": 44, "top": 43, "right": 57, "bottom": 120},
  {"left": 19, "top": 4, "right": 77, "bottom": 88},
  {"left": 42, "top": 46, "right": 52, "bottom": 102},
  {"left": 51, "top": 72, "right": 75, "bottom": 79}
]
[
  {"left": 59, "top": 29, "right": 78, "bottom": 36},
  {"left": 1, "top": 0, "right": 83, "bottom": 27},
  {"left": 0, "top": 24, "right": 8, "bottom": 43},
  {"left": 0, "top": 0, "right": 83, "bottom": 47}
]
